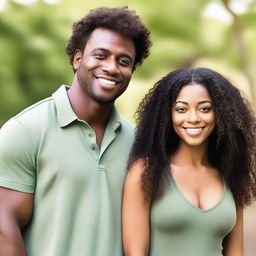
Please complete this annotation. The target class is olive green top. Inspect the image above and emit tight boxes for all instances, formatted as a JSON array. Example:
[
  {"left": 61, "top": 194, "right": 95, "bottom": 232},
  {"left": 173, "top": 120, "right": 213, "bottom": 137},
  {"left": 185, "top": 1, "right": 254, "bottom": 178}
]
[
  {"left": 0, "top": 85, "right": 134, "bottom": 256},
  {"left": 150, "top": 176, "right": 236, "bottom": 256}
]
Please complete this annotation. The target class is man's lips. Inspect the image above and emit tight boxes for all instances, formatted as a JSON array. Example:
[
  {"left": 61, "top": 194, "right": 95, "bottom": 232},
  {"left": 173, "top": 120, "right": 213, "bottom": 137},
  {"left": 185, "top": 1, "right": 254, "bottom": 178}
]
[
  {"left": 96, "top": 75, "right": 122, "bottom": 85},
  {"left": 97, "top": 78, "right": 117, "bottom": 85}
]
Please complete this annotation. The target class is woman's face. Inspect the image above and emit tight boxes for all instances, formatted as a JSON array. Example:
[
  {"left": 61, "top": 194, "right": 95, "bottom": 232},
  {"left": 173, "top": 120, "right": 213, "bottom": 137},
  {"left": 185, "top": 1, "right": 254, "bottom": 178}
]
[{"left": 171, "top": 84, "right": 215, "bottom": 148}]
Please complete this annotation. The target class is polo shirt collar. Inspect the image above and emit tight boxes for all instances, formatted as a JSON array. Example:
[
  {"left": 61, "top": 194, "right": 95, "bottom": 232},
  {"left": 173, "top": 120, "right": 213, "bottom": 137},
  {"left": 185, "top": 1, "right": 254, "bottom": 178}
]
[
  {"left": 107, "top": 107, "right": 121, "bottom": 132},
  {"left": 52, "top": 85, "right": 77, "bottom": 127},
  {"left": 52, "top": 85, "right": 122, "bottom": 130}
]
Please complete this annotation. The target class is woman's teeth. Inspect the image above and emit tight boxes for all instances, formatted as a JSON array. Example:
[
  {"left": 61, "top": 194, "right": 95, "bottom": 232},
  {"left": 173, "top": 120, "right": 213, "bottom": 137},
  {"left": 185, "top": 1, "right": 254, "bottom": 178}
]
[{"left": 185, "top": 128, "right": 203, "bottom": 134}]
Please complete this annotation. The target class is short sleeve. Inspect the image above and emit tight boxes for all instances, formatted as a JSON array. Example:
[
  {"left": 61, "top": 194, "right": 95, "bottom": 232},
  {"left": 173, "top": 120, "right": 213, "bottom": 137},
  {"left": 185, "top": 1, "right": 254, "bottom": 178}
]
[{"left": 0, "top": 118, "right": 36, "bottom": 193}]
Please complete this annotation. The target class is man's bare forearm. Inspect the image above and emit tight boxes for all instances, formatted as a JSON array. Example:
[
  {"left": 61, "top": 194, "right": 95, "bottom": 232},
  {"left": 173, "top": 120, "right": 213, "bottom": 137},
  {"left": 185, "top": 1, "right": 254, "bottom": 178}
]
[{"left": 0, "top": 220, "right": 27, "bottom": 256}]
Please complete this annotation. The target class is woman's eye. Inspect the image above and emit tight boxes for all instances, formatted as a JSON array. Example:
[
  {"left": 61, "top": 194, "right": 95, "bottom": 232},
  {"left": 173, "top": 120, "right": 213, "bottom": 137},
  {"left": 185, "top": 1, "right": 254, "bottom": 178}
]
[
  {"left": 200, "top": 106, "right": 212, "bottom": 112},
  {"left": 176, "top": 107, "right": 187, "bottom": 113}
]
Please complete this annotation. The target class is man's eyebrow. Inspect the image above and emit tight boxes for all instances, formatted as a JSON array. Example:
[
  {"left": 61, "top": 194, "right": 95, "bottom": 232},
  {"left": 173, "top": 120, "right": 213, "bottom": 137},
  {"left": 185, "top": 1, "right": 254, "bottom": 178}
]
[{"left": 92, "top": 47, "right": 109, "bottom": 52}]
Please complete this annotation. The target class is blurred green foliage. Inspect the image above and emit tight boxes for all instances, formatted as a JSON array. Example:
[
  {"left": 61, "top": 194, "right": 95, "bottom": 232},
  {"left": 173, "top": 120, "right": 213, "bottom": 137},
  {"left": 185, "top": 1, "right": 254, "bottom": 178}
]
[
  {"left": 1, "top": 0, "right": 256, "bottom": 125},
  {"left": 0, "top": 1, "right": 72, "bottom": 125}
]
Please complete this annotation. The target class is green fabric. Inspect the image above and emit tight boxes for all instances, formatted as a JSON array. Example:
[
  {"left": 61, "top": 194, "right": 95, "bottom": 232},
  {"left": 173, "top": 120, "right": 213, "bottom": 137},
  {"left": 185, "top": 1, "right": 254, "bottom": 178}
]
[
  {"left": 150, "top": 176, "right": 236, "bottom": 256},
  {"left": 0, "top": 85, "right": 134, "bottom": 256}
]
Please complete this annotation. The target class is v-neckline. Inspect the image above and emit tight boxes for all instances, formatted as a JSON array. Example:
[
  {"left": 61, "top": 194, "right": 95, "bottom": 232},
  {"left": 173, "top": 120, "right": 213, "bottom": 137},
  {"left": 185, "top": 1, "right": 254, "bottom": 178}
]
[{"left": 170, "top": 174, "right": 226, "bottom": 213}]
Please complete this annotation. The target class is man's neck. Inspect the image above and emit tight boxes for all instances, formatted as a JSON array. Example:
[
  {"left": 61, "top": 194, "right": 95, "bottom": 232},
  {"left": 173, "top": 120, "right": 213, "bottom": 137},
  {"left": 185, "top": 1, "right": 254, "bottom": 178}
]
[{"left": 67, "top": 85, "right": 114, "bottom": 146}]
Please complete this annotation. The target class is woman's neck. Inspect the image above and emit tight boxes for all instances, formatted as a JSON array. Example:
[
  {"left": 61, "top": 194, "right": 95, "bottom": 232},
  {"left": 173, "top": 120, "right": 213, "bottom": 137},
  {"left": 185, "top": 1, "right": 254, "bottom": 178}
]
[{"left": 171, "top": 142, "right": 210, "bottom": 169}]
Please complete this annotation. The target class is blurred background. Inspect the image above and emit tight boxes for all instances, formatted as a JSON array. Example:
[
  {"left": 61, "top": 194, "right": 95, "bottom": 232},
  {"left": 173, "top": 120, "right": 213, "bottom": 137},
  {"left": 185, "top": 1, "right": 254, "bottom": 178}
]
[{"left": 0, "top": 0, "right": 255, "bottom": 254}]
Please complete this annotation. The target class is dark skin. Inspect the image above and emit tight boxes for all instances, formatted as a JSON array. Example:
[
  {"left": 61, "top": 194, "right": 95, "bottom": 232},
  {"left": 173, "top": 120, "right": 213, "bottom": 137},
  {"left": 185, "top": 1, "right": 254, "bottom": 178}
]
[
  {"left": 0, "top": 28, "right": 135, "bottom": 255},
  {"left": 68, "top": 28, "right": 135, "bottom": 145},
  {"left": 0, "top": 188, "right": 33, "bottom": 256}
]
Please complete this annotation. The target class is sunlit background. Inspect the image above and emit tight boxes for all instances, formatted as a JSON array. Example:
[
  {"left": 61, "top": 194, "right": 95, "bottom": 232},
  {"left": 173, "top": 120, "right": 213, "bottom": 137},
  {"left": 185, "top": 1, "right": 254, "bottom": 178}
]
[{"left": 0, "top": 0, "right": 255, "bottom": 254}]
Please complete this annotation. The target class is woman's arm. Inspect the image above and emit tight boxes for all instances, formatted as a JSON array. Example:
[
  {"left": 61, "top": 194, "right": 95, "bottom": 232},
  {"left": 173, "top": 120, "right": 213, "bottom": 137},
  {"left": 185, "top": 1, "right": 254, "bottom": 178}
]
[
  {"left": 223, "top": 207, "right": 243, "bottom": 256},
  {"left": 122, "top": 160, "right": 151, "bottom": 256}
]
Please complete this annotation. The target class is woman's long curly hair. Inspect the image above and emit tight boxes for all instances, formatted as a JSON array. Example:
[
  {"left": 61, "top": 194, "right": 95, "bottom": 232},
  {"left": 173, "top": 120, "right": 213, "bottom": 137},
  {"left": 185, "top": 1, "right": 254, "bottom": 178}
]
[{"left": 128, "top": 67, "right": 256, "bottom": 207}]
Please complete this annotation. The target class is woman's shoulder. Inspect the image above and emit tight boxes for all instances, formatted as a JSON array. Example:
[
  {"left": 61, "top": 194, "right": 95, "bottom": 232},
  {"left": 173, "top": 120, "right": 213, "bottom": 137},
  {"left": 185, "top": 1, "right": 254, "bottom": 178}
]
[{"left": 128, "top": 158, "right": 148, "bottom": 179}]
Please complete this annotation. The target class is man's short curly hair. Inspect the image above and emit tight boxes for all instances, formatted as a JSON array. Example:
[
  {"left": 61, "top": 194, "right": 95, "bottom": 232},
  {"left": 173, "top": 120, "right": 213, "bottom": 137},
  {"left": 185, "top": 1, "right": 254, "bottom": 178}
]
[{"left": 66, "top": 6, "right": 151, "bottom": 72}]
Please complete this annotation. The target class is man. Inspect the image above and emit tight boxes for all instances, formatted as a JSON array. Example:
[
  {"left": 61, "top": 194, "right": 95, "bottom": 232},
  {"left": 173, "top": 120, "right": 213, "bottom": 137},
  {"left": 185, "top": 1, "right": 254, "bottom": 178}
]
[{"left": 0, "top": 6, "right": 151, "bottom": 256}]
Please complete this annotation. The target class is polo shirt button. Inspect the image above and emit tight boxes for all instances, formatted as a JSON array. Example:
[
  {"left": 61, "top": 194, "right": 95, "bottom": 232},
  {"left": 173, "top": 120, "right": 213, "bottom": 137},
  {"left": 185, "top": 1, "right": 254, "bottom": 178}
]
[
  {"left": 98, "top": 164, "right": 105, "bottom": 171},
  {"left": 91, "top": 145, "right": 96, "bottom": 151},
  {"left": 88, "top": 133, "right": 93, "bottom": 137}
]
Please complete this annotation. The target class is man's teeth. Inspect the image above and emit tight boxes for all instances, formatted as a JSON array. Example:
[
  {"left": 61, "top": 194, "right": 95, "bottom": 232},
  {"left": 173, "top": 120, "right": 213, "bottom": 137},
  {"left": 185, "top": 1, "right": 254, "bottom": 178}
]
[
  {"left": 98, "top": 78, "right": 117, "bottom": 85},
  {"left": 185, "top": 128, "right": 203, "bottom": 134}
]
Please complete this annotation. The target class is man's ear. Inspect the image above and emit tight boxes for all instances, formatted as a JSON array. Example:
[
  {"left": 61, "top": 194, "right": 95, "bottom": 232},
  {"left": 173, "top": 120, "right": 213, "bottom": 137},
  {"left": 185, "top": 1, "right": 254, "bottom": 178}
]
[{"left": 73, "top": 49, "right": 82, "bottom": 71}]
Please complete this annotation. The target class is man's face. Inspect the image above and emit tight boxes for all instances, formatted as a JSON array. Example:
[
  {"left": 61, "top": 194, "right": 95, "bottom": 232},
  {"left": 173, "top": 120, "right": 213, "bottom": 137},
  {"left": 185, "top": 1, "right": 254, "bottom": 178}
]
[{"left": 73, "top": 28, "right": 136, "bottom": 104}]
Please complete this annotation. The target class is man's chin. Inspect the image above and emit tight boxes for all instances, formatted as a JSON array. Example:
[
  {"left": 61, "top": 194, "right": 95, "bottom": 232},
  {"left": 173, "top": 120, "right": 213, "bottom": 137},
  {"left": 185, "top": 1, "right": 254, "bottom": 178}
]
[{"left": 93, "top": 96, "right": 116, "bottom": 105}]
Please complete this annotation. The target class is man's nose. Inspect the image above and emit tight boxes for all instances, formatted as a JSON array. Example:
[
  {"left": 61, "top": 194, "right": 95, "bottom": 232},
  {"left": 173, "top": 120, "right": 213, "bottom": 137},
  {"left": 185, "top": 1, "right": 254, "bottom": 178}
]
[{"left": 102, "top": 58, "right": 120, "bottom": 74}]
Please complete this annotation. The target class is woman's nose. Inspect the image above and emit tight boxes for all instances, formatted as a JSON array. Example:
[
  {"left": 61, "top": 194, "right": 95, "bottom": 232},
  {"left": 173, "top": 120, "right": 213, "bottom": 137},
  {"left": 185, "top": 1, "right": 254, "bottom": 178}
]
[{"left": 187, "top": 110, "right": 200, "bottom": 123}]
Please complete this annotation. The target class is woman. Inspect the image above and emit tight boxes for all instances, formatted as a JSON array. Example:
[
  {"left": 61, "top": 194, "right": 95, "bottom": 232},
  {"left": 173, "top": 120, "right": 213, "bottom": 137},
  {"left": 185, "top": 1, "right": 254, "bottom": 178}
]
[{"left": 122, "top": 68, "right": 256, "bottom": 256}]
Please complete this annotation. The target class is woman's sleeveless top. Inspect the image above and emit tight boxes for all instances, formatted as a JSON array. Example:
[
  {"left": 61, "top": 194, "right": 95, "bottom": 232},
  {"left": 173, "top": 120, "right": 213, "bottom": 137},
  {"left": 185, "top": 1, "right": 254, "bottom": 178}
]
[{"left": 150, "top": 176, "right": 236, "bottom": 256}]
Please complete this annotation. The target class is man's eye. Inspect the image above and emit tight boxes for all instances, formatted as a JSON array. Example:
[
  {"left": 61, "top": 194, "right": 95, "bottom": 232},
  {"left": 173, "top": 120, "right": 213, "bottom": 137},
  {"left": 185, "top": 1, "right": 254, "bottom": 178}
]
[
  {"left": 119, "top": 59, "right": 131, "bottom": 66},
  {"left": 94, "top": 53, "right": 106, "bottom": 58}
]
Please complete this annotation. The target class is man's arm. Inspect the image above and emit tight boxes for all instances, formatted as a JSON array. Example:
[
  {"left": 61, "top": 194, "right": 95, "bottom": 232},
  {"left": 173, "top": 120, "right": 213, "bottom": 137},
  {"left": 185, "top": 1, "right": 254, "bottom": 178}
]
[{"left": 0, "top": 187, "right": 33, "bottom": 256}]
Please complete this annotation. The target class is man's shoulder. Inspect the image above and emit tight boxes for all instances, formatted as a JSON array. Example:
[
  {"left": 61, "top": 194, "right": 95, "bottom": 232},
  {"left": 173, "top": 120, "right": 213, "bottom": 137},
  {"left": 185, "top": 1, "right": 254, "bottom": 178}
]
[
  {"left": 14, "top": 96, "right": 54, "bottom": 121},
  {"left": 119, "top": 115, "right": 134, "bottom": 128},
  {"left": 3, "top": 95, "right": 57, "bottom": 136},
  {"left": 119, "top": 115, "right": 135, "bottom": 135}
]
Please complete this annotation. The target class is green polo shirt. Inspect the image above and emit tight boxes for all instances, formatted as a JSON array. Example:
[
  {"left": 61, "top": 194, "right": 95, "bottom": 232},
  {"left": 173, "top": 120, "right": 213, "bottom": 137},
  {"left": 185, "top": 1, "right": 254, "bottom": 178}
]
[{"left": 0, "top": 85, "right": 134, "bottom": 256}]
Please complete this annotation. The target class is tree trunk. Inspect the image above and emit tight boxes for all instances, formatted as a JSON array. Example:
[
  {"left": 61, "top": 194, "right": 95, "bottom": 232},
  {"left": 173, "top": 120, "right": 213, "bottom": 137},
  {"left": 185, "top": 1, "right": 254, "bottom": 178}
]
[{"left": 222, "top": 0, "right": 256, "bottom": 104}]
